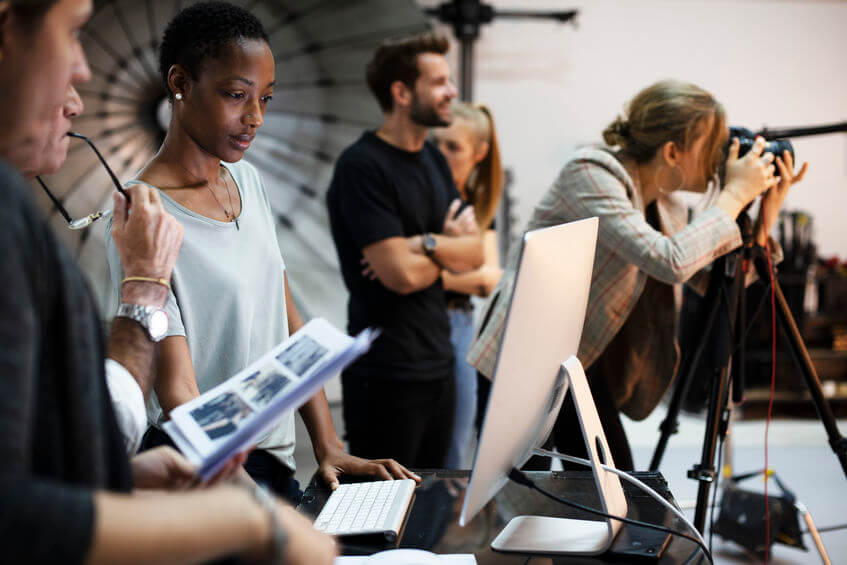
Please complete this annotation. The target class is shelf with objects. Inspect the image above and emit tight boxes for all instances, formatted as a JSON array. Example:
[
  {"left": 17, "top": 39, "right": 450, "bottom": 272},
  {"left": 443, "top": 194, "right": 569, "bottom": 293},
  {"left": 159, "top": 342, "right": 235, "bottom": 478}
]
[{"left": 680, "top": 209, "right": 847, "bottom": 420}]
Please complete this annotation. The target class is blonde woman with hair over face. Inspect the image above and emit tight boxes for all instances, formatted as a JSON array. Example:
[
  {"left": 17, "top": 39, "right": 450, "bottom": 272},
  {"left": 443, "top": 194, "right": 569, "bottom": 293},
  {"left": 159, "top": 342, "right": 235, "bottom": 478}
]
[
  {"left": 467, "top": 80, "right": 807, "bottom": 470},
  {"left": 433, "top": 101, "right": 504, "bottom": 469}
]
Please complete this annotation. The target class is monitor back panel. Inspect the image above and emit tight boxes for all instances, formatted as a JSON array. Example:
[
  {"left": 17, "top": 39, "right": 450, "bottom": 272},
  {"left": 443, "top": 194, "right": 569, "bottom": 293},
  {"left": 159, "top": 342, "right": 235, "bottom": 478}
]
[{"left": 460, "top": 217, "right": 598, "bottom": 524}]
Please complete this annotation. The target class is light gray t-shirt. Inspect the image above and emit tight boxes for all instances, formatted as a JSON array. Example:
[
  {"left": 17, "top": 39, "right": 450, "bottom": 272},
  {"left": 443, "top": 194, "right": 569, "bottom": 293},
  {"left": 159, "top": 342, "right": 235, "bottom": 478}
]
[{"left": 105, "top": 159, "right": 295, "bottom": 470}]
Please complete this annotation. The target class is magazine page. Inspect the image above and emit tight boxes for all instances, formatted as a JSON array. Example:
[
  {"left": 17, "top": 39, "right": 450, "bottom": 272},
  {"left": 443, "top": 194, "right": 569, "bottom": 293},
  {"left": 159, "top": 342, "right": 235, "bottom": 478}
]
[{"left": 164, "top": 318, "right": 377, "bottom": 479}]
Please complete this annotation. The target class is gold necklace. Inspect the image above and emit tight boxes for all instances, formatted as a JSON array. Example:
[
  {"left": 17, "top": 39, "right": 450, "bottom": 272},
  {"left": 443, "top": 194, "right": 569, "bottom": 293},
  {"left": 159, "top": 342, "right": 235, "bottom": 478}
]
[{"left": 177, "top": 162, "right": 240, "bottom": 230}]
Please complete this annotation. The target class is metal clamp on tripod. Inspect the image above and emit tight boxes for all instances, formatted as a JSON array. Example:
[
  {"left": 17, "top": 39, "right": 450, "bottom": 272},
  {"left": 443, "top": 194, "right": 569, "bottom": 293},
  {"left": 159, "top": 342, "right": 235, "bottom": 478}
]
[{"left": 648, "top": 209, "right": 847, "bottom": 535}]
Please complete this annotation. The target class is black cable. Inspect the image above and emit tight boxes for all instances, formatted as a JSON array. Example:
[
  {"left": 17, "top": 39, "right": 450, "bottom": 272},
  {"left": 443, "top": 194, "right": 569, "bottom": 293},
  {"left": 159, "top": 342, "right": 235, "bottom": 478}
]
[
  {"left": 507, "top": 468, "right": 713, "bottom": 564},
  {"left": 683, "top": 546, "right": 705, "bottom": 565}
]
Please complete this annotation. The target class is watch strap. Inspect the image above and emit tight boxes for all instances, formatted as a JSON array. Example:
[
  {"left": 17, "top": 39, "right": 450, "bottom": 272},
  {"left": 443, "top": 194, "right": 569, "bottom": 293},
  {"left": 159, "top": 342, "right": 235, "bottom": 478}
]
[
  {"left": 423, "top": 232, "right": 437, "bottom": 256},
  {"left": 116, "top": 303, "right": 167, "bottom": 342}
]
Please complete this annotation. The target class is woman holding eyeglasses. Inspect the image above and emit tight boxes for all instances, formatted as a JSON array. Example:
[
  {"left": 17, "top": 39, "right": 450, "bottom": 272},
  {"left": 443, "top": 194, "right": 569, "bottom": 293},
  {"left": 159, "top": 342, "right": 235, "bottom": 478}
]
[{"left": 0, "top": 0, "right": 338, "bottom": 563}]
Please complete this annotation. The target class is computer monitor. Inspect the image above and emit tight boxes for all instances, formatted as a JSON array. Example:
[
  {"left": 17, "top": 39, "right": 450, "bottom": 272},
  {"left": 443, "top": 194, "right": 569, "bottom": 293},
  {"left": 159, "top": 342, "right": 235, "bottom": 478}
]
[{"left": 459, "top": 217, "right": 628, "bottom": 555}]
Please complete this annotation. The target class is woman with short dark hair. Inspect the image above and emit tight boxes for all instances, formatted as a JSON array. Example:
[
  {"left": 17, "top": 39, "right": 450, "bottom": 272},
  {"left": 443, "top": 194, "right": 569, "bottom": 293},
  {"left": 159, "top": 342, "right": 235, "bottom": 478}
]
[{"left": 105, "top": 0, "right": 416, "bottom": 501}]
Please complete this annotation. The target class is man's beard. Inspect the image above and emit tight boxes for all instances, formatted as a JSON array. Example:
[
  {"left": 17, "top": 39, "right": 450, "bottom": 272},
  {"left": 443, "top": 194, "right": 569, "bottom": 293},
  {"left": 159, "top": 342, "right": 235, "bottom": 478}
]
[{"left": 409, "top": 94, "right": 450, "bottom": 128}]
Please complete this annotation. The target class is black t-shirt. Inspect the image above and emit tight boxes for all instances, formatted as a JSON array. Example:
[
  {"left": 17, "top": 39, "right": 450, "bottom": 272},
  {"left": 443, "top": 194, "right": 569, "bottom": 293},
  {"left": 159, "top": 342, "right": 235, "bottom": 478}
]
[{"left": 327, "top": 131, "right": 461, "bottom": 380}]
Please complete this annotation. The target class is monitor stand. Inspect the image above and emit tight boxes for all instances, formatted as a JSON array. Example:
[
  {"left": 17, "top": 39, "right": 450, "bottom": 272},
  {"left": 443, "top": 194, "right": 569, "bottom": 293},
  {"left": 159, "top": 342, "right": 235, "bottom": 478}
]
[{"left": 491, "top": 356, "right": 628, "bottom": 555}]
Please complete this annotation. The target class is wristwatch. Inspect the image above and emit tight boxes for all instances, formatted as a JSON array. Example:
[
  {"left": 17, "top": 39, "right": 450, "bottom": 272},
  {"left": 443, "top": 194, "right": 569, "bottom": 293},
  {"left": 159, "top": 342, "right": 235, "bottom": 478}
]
[
  {"left": 422, "top": 232, "right": 437, "bottom": 256},
  {"left": 116, "top": 303, "right": 169, "bottom": 342}
]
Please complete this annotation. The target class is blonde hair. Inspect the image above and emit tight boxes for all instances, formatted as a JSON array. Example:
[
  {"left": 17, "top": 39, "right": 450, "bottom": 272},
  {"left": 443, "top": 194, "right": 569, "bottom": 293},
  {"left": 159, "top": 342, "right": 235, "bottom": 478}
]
[
  {"left": 452, "top": 102, "right": 503, "bottom": 230},
  {"left": 603, "top": 80, "right": 728, "bottom": 183}
]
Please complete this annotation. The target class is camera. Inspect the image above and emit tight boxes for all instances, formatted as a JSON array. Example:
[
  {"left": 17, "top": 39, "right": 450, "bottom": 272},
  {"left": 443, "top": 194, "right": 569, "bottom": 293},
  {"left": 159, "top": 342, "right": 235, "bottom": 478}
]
[{"left": 730, "top": 126, "right": 795, "bottom": 161}]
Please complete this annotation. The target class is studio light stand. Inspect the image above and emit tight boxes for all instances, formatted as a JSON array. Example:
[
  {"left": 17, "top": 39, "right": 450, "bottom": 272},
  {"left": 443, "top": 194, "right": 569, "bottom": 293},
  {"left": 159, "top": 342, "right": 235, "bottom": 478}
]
[
  {"left": 424, "top": 0, "right": 578, "bottom": 100},
  {"left": 425, "top": 0, "right": 578, "bottom": 257}
]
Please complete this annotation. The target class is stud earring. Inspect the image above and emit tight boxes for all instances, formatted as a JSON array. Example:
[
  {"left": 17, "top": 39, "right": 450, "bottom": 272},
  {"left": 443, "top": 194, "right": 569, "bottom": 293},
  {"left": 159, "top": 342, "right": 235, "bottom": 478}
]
[{"left": 175, "top": 93, "right": 183, "bottom": 101}]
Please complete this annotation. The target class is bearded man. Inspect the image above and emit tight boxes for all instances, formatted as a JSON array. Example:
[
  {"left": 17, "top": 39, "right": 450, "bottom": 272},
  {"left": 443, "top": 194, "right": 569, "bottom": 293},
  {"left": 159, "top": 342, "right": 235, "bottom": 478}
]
[{"left": 326, "top": 32, "right": 483, "bottom": 468}]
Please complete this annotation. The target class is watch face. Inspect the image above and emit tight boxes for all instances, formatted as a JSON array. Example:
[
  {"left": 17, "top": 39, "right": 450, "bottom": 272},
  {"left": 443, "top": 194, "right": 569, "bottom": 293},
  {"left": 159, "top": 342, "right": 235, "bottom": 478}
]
[
  {"left": 149, "top": 309, "right": 169, "bottom": 339},
  {"left": 424, "top": 233, "right": 437, "bottom": 254}
]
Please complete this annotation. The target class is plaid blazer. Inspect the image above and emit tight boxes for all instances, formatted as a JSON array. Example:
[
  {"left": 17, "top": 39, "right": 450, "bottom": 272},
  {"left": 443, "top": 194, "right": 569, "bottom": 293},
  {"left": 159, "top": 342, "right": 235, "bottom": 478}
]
[{"left": 466, "top": 147, "right": 744, "bottom": 420}]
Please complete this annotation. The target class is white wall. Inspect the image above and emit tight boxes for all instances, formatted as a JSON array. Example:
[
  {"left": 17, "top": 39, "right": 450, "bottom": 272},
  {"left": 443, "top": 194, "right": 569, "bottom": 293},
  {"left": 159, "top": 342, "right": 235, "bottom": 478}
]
[{"left": 422, "top": 0, "right": 847, "bottom": 258}]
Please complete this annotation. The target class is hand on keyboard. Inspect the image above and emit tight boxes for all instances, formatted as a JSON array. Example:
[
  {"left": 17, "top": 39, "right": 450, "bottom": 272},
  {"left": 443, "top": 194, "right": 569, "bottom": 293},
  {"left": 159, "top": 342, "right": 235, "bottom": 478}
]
[
  {"left": 315, "top": 444, "right": 421, "bottom": 490},
  {"left": 314, "top": 479, "right": 417, "bottom": 539}
]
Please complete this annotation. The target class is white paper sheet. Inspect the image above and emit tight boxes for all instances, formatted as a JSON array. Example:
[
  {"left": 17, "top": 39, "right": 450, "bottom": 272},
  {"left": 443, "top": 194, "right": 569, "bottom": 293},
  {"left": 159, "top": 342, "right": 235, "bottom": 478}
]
[{"left": 334, "top": 555, "right": 476, "bottom": 564}]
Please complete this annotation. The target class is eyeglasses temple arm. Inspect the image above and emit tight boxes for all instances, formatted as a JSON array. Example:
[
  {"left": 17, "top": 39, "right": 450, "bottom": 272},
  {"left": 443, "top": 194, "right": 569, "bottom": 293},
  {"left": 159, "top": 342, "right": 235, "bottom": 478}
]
[
  {"left": 35, "top": 176, "right": 73, "bottom": 224},
  {"left": 67, "top": 132, "right": 130, "bottom": 200}
]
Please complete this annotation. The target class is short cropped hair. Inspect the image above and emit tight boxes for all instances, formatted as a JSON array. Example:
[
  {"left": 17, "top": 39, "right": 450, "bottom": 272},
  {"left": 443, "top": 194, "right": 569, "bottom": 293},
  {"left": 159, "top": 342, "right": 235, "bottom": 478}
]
[
  {"left": 10, "top": 0, "right": 58, "bottom": 30},
  {"left": 159, "top": 1, "right": 268, "bottom": 100},
  {"left": 365, "top": 31, "right": 449, "bottom": 113}
]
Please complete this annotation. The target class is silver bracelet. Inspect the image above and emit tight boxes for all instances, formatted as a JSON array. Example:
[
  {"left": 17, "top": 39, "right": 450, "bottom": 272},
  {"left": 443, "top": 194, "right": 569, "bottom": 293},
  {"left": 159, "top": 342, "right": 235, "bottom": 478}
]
[{"left": 250, "top": 484, "right": 287, "bottom": 564}]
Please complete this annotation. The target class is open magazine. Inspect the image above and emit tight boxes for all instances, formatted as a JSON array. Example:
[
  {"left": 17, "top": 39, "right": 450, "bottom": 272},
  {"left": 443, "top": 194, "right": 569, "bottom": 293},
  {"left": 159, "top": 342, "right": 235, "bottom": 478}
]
[{"left": 164, "top": 318, "right": 379, "bottom": 481}]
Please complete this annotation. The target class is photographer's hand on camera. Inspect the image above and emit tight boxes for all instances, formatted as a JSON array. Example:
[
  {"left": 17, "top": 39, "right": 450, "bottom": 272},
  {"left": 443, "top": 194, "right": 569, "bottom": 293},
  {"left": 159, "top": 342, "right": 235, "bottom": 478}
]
[
  {"left": 754, "top": 149, "right": 808, "bottom": 246},
  {"left": 717, "top": 136, "right": 777, "bottom": 220}
]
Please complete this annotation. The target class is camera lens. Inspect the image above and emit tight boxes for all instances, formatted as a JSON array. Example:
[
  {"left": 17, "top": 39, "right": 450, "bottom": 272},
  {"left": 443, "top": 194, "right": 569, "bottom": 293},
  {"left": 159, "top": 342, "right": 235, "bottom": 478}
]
[
  {"left": 736, "top": 137, "right": 755, "bottom": 158},
  {"left": 767, "top": 139, "right": 794, "bottom": 161},
  {"left": 734, "top": 136, "right": 794, "bottom": 162}
]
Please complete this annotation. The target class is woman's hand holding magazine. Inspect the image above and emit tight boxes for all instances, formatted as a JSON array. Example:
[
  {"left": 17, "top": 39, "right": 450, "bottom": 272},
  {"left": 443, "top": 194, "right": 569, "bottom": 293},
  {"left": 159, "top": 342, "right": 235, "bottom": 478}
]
[{"left": 163, "top": 319, "right": 380, "bottom": 481}]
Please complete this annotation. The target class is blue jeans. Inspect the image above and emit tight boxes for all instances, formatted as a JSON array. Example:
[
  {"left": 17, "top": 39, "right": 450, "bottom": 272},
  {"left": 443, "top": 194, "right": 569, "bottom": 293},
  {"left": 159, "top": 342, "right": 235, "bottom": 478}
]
[{"left": 445, "top": 307, "right": 477, "bottom": 469}]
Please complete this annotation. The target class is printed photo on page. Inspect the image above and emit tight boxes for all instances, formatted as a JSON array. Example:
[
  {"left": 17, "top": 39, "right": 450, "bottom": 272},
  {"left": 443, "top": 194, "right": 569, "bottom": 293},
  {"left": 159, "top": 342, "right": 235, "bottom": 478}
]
[
  {"left": 165, "top": 318, "right": 356, "bottom": 458},
  {"left": 237, "top": 367, "right": 292, "bottom": 410}
]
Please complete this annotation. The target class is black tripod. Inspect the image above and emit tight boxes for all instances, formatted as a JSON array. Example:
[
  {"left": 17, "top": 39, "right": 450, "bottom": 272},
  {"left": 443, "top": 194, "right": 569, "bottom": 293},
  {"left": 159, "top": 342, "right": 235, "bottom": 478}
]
[{"left": 649, "top": 213, "right": 847, "bottom": 534}]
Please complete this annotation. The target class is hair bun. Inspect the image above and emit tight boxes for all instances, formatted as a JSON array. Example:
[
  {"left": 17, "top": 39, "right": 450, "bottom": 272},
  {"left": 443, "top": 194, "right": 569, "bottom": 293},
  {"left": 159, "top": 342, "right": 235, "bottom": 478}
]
[{"left": 602, "top": 116, "right": 630, "bottom": 147}]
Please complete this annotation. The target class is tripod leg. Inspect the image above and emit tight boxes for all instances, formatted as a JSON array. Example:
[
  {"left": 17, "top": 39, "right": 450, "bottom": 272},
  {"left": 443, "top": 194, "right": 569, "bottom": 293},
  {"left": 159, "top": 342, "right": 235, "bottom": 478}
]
[
  {"left": 691, "top": 367, "right": 731, "bottom": 533},
  {"left": 690, "top": 254, "right": 746, "bottom": 533},
  {"left": 650, "top": 258, "right": 728, "bottom": 471},
  {"left": 800, "top": 504, "right": 832, "bottom": 565},
  {"left": 649, "top": 298, "right": 722, "bottom": 471},
  {"left": 752, "top": 255, "right": 847, "bottom": 476}
]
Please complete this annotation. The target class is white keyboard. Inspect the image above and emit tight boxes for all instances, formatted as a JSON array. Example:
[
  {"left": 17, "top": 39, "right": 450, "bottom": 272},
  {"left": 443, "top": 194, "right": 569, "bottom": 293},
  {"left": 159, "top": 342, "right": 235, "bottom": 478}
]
[{"left": 314, "top": 479, "right": 416, "bottom": 540}]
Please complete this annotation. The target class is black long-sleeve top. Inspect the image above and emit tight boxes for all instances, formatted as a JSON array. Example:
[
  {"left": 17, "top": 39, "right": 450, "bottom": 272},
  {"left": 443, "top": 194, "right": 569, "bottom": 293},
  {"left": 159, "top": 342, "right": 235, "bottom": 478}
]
[{"left": 0, "top": 161, "right": 131, "bottom": 563}]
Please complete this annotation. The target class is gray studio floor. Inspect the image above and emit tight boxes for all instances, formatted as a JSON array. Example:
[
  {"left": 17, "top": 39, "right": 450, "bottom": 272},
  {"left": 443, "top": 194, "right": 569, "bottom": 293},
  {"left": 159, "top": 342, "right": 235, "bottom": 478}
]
[{"left": 292, "top": 403, "right": 847, "bottom": 564}]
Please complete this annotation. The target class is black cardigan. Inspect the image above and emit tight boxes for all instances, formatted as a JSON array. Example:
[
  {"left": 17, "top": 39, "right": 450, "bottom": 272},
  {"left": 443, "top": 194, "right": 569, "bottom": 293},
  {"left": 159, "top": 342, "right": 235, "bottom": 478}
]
[{"left": 0, "top": 161, "right": 131, "bottom": 563}]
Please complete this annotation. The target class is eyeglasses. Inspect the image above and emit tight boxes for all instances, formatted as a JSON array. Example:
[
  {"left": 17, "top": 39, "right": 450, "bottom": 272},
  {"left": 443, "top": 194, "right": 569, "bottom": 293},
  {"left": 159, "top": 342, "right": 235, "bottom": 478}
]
[{"left": 36, "top": 131, "right": 129, "bottom": 230}]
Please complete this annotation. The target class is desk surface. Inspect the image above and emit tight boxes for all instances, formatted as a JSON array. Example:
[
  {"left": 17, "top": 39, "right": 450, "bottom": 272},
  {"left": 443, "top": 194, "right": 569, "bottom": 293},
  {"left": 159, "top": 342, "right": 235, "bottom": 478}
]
[{"left": 297, "top": 470, "right": 701, "bottom": 564}]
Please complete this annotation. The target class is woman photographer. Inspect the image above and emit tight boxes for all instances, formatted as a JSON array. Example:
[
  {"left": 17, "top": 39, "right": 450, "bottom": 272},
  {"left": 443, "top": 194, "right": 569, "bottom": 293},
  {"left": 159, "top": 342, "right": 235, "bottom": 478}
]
[{"left": 467, "top": 80, "right": 807, "bottom": 470}]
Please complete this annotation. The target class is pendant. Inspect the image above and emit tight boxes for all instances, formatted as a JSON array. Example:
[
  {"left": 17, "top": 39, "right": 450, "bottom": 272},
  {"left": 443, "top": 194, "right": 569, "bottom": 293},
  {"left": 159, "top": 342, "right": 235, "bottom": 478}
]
[{"left": 225, "top": 210, "right": 239, "bottom": 230}]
